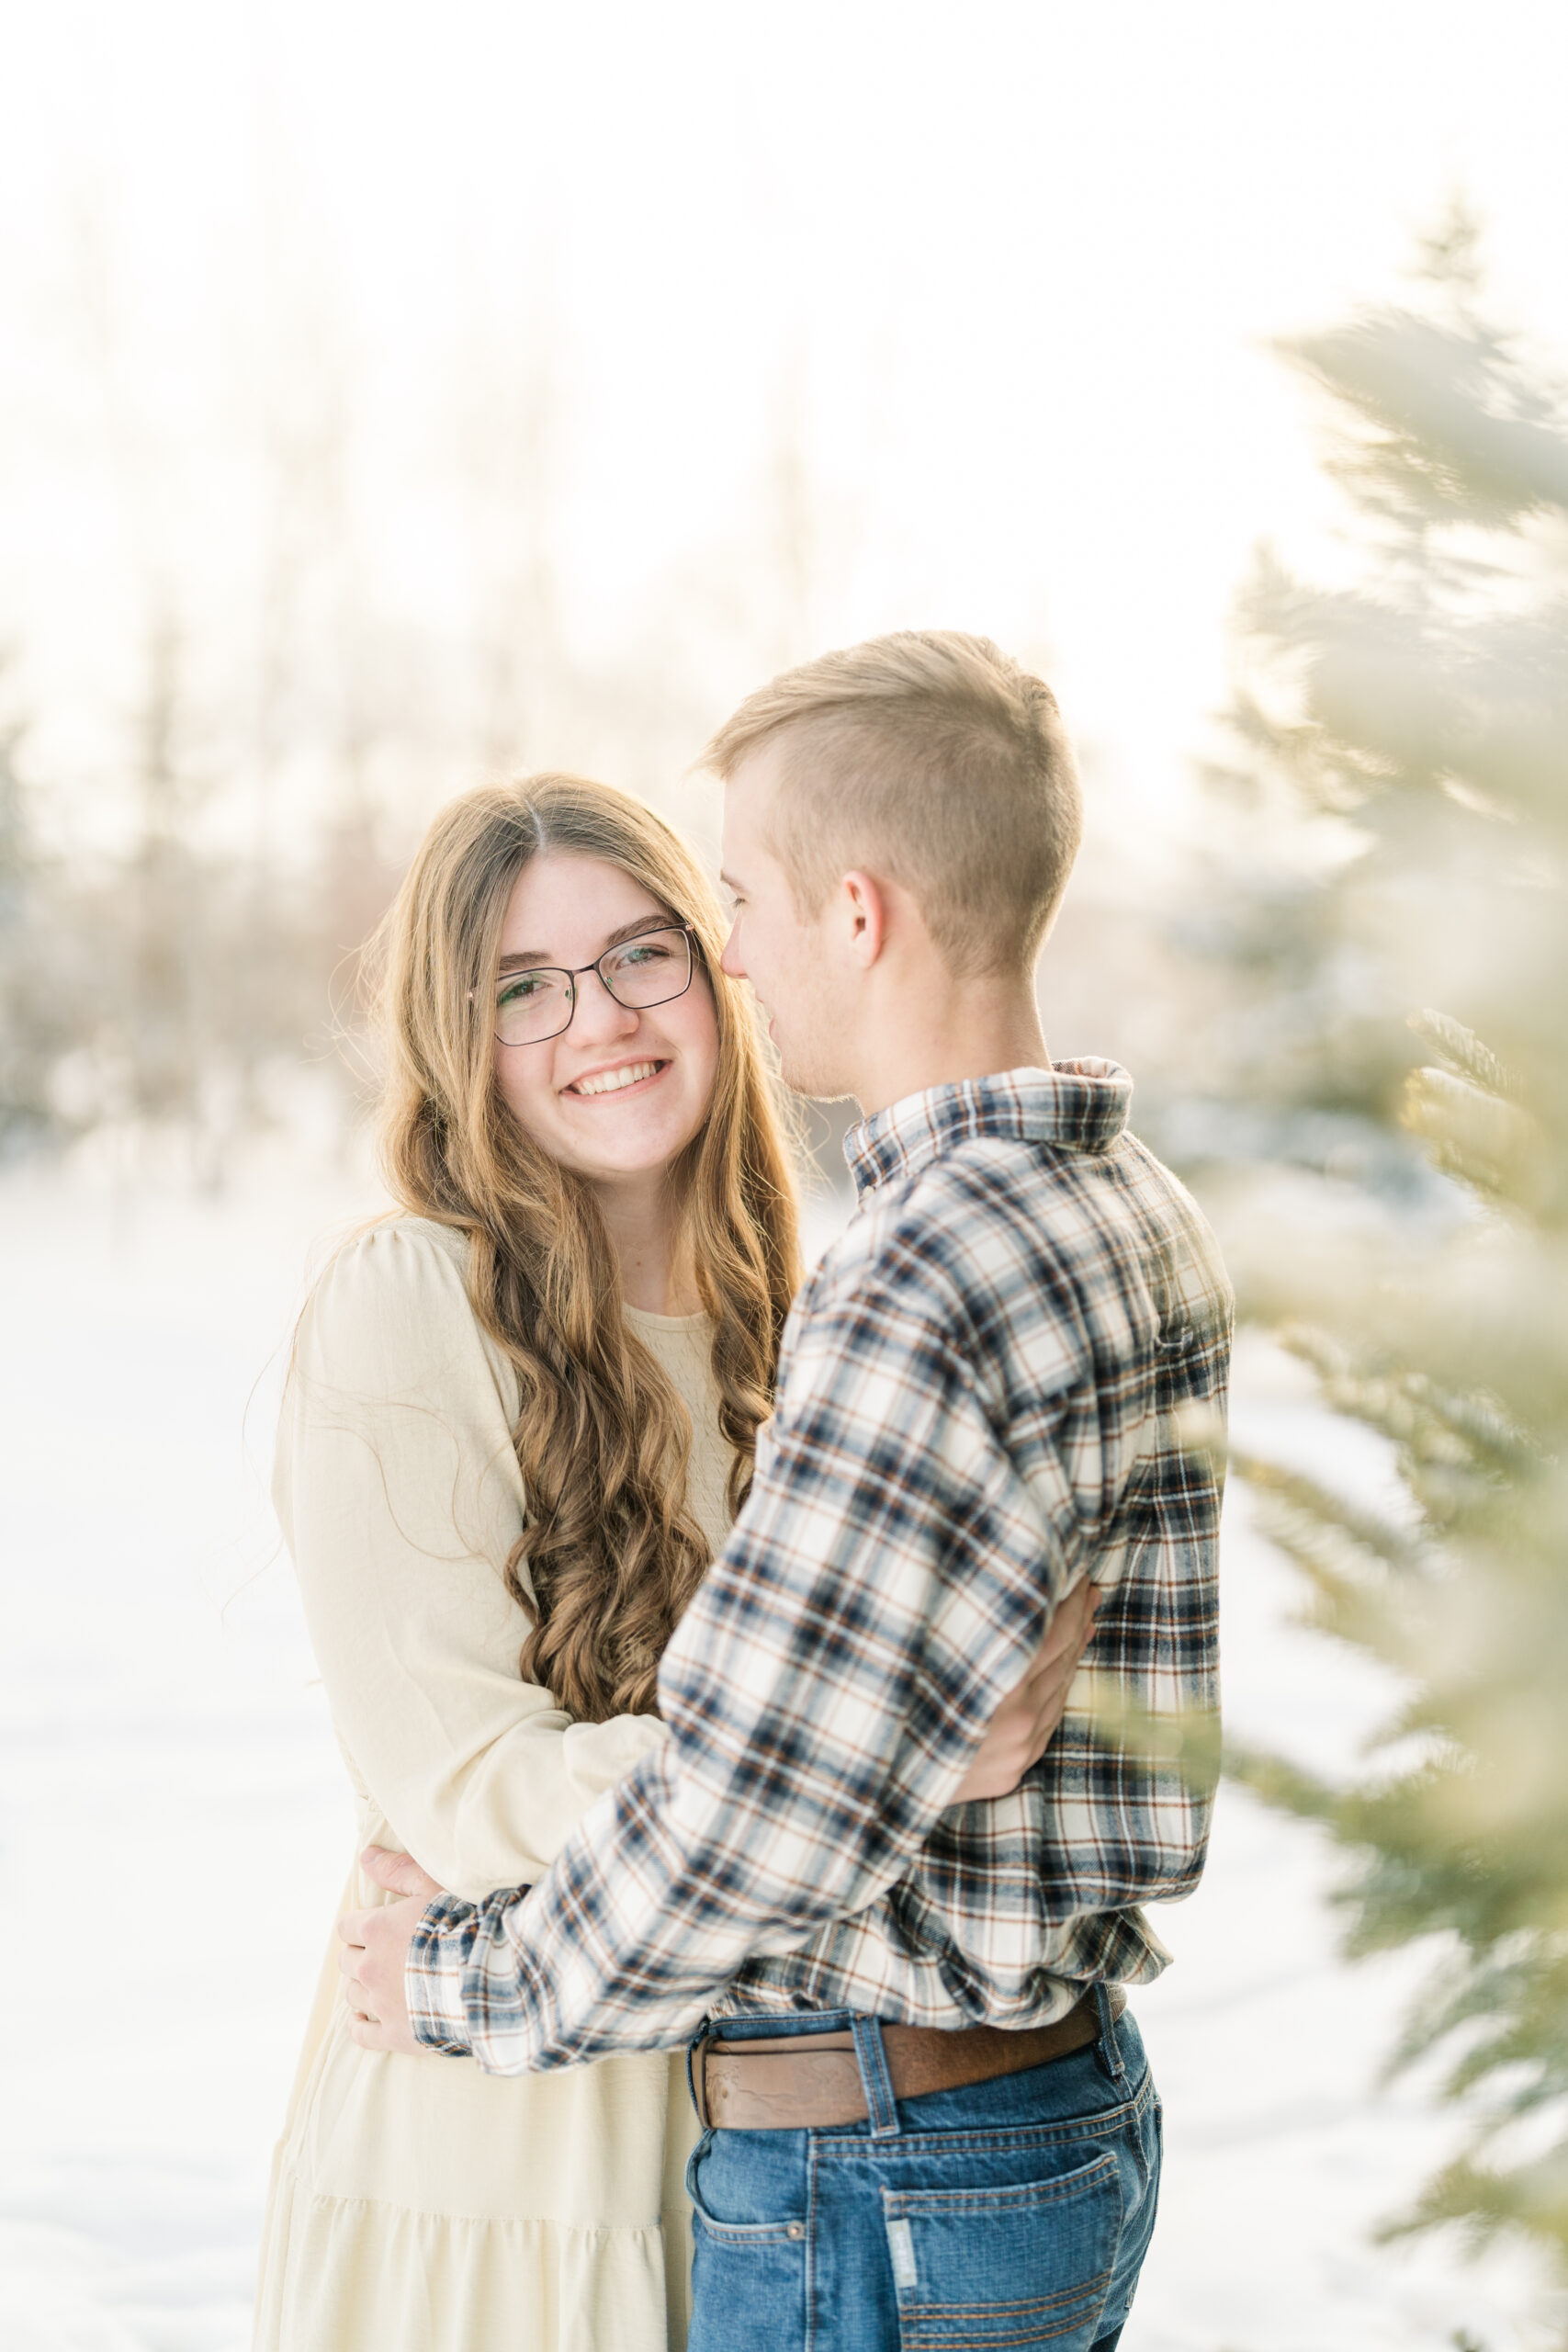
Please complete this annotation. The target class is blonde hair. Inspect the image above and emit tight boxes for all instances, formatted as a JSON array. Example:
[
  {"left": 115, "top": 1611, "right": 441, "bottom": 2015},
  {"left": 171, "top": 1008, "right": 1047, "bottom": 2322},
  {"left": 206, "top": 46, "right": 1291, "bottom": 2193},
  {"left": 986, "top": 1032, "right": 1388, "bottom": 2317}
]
[
  {"left": 704, "top": 629, "right": 1082, "bottom": 976},
  {"left": 371, "top": 774, "right": 801, "bottom": 1723}
]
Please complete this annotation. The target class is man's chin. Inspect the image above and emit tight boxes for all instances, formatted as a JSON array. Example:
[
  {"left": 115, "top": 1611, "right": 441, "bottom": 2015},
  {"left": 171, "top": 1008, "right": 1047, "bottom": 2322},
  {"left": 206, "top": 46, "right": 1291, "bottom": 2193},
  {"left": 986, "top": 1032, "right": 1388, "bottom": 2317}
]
[
  {"left": 770, "top": 1035, "right": 810, "bottom": 1092},
  {"left": 760, "top": 1011, "right": 848, "bottom": 1102},
  {"left": 774, "top": 1046, "right": 850, "bottom": 1103}
]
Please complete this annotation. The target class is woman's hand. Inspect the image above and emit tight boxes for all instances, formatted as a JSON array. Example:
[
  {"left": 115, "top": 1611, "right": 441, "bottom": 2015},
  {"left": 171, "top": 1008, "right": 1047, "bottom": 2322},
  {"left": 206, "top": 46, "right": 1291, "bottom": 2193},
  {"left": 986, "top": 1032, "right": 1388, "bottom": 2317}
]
[
  {"left": 339, "top": 1848, "right": 448, "bottom": 2056},
  {"left": 948, "top": 1579, "right": 1100, "bottom": 1804}
]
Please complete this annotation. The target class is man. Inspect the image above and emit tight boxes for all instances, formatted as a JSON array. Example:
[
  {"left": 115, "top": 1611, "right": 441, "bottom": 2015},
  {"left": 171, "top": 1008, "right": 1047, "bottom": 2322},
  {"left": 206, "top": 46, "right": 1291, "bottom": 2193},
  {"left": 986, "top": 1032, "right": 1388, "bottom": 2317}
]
[{"left": 345, "top": 631, "right": 1232, "bottom": 2351}]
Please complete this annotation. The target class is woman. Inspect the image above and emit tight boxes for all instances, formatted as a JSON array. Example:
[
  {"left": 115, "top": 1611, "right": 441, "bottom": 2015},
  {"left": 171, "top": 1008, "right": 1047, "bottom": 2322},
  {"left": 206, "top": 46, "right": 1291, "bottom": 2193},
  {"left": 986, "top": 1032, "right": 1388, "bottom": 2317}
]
[{"left": 254, "top": 775, "right": 800, "bottom": 2352}]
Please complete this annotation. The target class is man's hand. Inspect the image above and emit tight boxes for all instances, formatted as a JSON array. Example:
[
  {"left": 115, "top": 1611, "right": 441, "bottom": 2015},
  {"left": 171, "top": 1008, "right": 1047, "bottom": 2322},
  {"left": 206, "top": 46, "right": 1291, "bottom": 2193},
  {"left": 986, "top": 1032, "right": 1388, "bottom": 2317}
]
[
  {"left": 949, "top": 1578, "right": 1100, "bottom": 1804},
  {"left": 338, "top": 1848, "right": 447, "bottom": 2057}
]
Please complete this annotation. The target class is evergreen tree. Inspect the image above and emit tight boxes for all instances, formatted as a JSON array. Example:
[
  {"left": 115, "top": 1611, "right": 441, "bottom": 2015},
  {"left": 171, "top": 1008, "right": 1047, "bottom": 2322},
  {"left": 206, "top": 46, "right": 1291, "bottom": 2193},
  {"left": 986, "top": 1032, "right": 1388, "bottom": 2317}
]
[{"left": 1184, "top": 213, "right": 1568, "bottom": 2281}]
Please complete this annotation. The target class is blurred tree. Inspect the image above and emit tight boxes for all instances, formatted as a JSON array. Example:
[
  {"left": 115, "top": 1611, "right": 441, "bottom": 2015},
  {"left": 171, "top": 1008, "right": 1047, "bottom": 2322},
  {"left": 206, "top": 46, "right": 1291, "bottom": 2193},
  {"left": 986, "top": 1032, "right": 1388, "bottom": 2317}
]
[
  {"left": 1188, "top": 209, "right": 1568, "bottom": 2281},
  {"left": 0, "top": 658, "right": 97, "bottom": 1154},
  {"left": 0, "top": 656, "right": 51, "bottom": 1151},
  {"left": 128, "top": 607, "right": 204, "bottom": 1124}
]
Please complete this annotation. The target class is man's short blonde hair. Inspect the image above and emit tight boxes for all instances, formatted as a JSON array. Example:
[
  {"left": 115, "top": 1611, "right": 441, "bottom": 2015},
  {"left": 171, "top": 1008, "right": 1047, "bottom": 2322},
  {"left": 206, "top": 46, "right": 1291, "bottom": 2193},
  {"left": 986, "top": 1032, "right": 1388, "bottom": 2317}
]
[{"left": 704, "top": 630, "right": 1082, "bottom": 977}]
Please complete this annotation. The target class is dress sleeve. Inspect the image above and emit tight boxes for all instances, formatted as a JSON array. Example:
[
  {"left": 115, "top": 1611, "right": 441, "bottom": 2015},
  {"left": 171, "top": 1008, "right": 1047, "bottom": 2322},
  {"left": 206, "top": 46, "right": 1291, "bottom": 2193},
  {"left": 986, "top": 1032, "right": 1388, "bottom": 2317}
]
[{"left": 273, "top": 1222, "right": 669, "bottom": 1900}]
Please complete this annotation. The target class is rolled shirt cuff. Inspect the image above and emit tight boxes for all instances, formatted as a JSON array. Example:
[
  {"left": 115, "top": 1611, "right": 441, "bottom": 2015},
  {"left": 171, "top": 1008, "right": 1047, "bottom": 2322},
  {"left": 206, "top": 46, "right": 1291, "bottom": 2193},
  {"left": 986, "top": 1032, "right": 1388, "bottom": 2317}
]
[{"left": 406, "top": 1892, "right": 482, "bottom": 2056}]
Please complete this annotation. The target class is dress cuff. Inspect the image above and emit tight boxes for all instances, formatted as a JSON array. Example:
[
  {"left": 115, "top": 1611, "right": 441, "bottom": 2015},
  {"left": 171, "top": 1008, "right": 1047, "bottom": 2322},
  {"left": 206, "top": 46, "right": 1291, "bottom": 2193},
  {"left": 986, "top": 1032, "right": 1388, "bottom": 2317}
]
[{"left": 406, "top": 1893, "right": 481, "bottom": 2056}]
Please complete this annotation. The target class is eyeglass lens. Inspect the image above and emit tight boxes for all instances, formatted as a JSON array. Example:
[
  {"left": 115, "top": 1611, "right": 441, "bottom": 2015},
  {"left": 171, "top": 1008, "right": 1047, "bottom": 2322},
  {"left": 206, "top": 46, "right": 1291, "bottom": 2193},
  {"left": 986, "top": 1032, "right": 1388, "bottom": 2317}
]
[{"left": 494, "top": 927, "right": 693, "bottom": 1046}]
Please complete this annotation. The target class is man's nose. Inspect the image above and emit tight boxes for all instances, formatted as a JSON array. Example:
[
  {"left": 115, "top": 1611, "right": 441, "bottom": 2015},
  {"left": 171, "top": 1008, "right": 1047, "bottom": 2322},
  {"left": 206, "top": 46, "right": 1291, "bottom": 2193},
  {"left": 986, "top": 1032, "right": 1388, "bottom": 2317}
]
[{"left": 719, "top": 921, "right": 747, "bottom": 979}]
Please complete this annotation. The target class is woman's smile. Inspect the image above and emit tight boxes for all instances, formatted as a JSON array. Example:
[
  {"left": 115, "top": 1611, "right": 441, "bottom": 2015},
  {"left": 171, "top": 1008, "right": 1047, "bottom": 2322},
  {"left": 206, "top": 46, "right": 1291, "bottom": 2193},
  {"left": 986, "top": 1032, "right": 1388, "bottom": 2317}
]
[{"left": 562, "top": 1056, "right": 671, "bottom": 1100}]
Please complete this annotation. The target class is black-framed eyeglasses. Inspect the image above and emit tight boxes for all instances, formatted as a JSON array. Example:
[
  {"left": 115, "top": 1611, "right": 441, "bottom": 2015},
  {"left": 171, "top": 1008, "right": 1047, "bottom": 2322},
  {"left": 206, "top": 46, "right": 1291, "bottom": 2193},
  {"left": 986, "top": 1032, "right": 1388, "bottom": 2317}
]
[{"left": 493, "top": 924, "right": 698, "bottom": 1047}]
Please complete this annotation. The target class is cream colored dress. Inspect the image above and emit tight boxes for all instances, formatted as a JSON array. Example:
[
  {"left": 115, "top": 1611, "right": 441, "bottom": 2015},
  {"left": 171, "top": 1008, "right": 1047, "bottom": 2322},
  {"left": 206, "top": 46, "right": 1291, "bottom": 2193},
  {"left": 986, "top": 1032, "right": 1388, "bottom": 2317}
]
[{"left": 255, "top": 1216, "right": 732, "bottom": 2352}]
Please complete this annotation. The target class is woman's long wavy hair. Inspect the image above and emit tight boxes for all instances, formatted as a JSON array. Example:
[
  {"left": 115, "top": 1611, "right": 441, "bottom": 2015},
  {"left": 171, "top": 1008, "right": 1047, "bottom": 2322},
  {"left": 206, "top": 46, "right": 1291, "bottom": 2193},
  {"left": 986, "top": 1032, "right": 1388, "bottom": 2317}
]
[{"left": 371, "top": 775, "right": 801, "bottom": 1723}]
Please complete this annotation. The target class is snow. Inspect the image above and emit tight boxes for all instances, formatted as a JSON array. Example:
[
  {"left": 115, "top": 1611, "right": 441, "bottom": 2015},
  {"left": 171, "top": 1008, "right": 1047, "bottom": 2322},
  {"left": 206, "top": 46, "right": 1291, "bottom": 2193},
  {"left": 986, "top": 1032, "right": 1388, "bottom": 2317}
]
[{"left": 0, "top": 1159, "right": 1559, "bottom": 2349}]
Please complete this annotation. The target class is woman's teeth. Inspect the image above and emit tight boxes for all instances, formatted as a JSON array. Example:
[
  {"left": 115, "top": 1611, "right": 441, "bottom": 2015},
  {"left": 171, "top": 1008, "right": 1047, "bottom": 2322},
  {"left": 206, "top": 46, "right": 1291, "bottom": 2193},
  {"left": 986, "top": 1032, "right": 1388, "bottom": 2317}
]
[{"left": 570, "top": 1060, "right": 662, "bottom": 1098}]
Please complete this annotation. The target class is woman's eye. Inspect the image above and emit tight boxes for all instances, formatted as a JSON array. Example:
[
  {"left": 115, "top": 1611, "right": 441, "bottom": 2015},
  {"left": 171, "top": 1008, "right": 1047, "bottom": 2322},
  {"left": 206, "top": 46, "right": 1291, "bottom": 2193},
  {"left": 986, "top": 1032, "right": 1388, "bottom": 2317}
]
[
  {"left": 498, "top": 974, "right": 547, "bottom": 1004},
  {"left": 619, "top": 942, "right": 671, "bottom": 968}
]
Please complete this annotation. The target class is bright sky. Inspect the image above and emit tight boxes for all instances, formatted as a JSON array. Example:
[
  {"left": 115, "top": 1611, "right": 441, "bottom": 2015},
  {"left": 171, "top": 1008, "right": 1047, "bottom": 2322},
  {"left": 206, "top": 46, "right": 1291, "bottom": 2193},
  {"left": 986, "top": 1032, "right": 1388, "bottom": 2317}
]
[{"left": 4, "top": 0, "right": 1566, "bottom": 849}]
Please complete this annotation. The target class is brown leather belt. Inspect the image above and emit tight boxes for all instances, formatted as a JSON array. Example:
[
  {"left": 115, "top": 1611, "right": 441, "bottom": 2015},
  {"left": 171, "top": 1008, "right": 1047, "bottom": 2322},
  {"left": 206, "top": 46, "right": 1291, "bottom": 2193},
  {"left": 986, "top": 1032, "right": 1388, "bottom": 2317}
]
[{"left": 693, "top": 1988, "right": 1125, "bottom": 2132}]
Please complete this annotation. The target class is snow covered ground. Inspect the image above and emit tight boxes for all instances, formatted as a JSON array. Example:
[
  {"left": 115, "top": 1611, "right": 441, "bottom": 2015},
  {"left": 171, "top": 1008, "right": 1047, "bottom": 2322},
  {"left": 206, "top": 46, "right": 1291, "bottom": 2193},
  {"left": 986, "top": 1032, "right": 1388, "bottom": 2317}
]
[{"left": 1, "top": 1150, "right": 1558, "bottom": 2351}]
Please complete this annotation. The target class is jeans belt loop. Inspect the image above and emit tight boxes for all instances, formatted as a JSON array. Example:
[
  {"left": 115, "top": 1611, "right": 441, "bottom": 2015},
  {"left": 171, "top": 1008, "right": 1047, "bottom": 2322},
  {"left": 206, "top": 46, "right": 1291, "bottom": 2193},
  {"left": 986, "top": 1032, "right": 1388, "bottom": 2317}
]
[
  {"left": 1092, "top": 1981, "right": 1126, "bottom": 2085},
  {"left": 687, "top": 2030, "right": 713, "bottom": 2129},
  {"left": 852, "top": 2014, "right": 901, "bottom": 2138}
]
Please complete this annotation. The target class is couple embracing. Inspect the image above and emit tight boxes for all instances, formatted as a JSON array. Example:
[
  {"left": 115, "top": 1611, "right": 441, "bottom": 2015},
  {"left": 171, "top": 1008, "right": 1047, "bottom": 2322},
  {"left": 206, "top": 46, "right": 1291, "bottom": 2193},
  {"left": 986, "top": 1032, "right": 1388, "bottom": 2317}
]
[{"left": 254, "top": 631, "right": 1232, "bottom": 2352}]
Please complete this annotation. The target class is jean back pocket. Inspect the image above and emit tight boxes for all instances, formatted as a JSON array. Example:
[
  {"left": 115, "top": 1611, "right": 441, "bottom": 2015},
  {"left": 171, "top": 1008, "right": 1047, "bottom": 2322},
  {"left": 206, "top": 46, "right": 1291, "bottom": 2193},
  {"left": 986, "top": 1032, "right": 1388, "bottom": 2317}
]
[{"left": 882, "top": 2146, "right": 1121, "bottom": 2348}]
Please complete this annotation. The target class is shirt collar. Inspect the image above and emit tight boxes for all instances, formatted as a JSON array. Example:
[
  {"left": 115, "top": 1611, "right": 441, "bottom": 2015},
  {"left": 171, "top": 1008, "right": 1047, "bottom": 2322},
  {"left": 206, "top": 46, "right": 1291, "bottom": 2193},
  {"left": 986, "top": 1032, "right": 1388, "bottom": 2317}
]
[{"left": 842, "top": 1061, "right": 1134, "bottom": 1200}]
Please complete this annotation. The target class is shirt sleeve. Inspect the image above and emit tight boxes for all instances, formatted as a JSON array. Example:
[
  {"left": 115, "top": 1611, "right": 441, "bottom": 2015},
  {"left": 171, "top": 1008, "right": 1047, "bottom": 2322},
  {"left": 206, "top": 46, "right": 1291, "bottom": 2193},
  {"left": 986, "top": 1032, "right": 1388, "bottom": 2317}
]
[
  {"left": 276, "top": 1222, "right": 669, "bottom": 1904},
  {"left": 406, "top": 1248, "right": 1088, "bottom": 2070}
]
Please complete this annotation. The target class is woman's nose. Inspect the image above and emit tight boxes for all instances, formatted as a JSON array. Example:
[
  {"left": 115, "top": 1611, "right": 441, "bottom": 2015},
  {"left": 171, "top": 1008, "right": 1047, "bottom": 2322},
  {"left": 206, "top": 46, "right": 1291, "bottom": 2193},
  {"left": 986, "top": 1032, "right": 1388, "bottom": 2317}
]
[{"left": 569, "top": 969, "right": 641, "bottom": 1040}]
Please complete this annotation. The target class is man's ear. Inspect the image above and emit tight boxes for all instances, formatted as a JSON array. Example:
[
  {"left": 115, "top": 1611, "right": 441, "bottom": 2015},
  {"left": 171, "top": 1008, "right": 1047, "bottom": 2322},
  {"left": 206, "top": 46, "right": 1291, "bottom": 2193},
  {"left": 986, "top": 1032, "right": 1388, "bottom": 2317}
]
[{"left": 839, "top": 870, "right": 888, "bottom": 969}]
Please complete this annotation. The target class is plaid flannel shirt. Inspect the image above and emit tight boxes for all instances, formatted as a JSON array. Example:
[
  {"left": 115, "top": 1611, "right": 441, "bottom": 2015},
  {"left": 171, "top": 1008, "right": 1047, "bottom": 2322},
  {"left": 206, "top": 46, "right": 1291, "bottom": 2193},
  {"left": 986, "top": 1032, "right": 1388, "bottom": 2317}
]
[{"left": 407, "top": 1062, "right": 1232, "bottom": 2072}]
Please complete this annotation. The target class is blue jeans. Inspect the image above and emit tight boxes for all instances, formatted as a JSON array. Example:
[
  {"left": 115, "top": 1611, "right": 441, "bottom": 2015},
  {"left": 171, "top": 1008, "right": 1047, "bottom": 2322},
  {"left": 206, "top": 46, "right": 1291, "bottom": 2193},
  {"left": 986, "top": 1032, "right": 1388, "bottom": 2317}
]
[{"left": 684, "top": 1991, "right": 1160, "bottom": 2351}]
